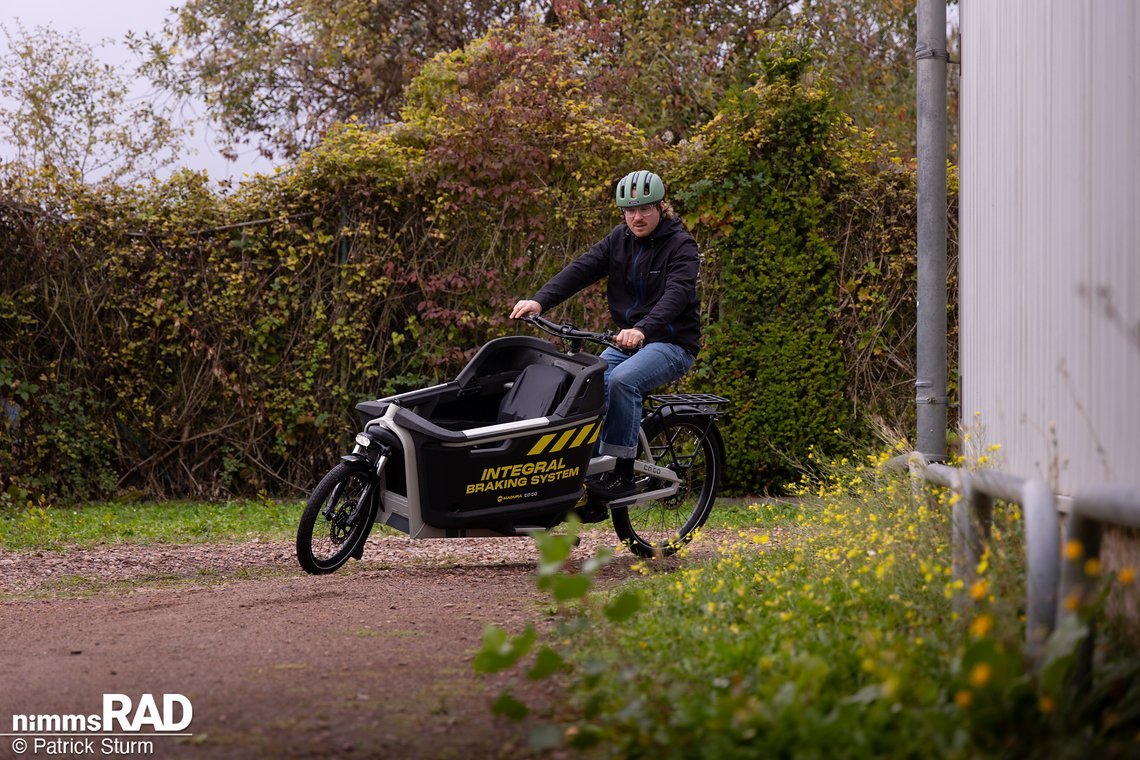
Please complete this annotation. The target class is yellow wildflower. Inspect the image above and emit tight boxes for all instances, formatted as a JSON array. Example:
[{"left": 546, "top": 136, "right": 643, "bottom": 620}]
[
  {"left": 955, "top": 690, "right": 973, "bottom": 708},
  {"left": 969, "top": 663, "right": 992, "bottom": 688},
  {"left": 1063, "top": 539, "right": 1084, "bottom": 560},
  {"left": 969, "top": 614, "right": 993, "bottom": 638}
]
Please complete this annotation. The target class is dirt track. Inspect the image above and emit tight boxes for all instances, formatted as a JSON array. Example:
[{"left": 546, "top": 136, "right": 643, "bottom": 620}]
[{"left": 0, "top": 531, "right": 702, "bottom": 759}]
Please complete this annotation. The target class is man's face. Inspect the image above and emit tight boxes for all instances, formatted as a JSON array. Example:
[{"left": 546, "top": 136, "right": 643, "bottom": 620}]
[{"left": 622, "top": 203, "right": 661, "bottom": 238}]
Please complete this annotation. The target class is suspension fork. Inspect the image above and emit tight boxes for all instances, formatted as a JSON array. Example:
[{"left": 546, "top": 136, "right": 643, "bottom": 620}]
[{"left": 325, "top": 445, "right": 391, "bottom": 525}]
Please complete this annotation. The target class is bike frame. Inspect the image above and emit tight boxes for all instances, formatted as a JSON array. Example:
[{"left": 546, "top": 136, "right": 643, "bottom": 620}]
[{"left": 342, "top": 316, "right": 727, "bottom": 540}]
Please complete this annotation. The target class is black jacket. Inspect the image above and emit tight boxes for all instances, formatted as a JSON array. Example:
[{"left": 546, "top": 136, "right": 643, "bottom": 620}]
[{"left": 532, "top": 218, "right": 701, "bottom": 357}]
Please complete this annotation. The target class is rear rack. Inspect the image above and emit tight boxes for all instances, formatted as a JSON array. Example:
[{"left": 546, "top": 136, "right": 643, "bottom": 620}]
[{"left": 646, "top": 393, "right": 730, "bottom": 416}]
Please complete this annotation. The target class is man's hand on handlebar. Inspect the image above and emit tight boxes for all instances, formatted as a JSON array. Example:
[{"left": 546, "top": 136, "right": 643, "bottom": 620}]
[
  {"left": 614, "top": 328, "right": 645, "bottom": 351},
  {"left": 510, "top": 299, "right": 542, "bottom": 320}
]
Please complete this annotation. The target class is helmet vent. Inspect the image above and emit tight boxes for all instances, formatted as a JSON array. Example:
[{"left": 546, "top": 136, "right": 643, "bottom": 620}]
[{"left": 615, "top": 170, "right": 664, "bottom": 207}]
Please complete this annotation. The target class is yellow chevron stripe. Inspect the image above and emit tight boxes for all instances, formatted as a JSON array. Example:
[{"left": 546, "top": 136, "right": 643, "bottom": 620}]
[
  {"left": 527, "top": 434, "right": 557, "bottom": 456},
  {"left": 570, "top": 422, "right": 595, "bottom": 449},
  {"left": 587, "top": 425, "right": 601, "bottom": 444},
  {"left": 548, "top": 428, "right": 577, "bottom": 453}
]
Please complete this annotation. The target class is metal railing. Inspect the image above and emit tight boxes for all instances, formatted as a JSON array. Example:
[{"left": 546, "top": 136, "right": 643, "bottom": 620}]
[{"left": 889, "top": 454, "right": 1140, "bottom": 679}]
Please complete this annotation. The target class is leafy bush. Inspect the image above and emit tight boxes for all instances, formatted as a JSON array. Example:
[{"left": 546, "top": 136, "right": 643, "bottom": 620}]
[
  {"left": 828, "top": 160, "right": 960, "bottom": 438},
  {"left": 550, "top": 453, "right": 1140, "bottom": 757},
  {"left": 0, "top": 27, "right": 957, "bottom": 500},
  {"left": 0, "top": 28, "right": 648, "bottom": 499},
  {"left": 672, "top": 41, "right": 855, "bottom": 493}
]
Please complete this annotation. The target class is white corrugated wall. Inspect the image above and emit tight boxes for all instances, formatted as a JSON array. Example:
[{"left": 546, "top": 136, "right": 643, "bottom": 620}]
[{"left": 960, "top": 0, "right": 1140, "bottom": 495}]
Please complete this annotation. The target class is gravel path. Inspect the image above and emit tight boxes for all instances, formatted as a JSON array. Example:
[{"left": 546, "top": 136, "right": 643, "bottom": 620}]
[{"left": 0, "top": 529, "right": 753, "bottom": 759}]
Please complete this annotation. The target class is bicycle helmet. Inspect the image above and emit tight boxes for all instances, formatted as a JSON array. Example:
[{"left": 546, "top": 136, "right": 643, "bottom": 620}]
[{"left": 615, "top": 170, "right": 666, "bottom": 208}]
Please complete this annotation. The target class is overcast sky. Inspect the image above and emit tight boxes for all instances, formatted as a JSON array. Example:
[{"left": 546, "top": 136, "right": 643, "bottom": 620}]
[{"left": 1, "top": 1, "right": 274, "bottom": 182}]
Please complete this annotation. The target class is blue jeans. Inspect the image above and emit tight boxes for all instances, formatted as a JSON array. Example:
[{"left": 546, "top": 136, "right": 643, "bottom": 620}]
[{"left": 599, "top": 343, "right": 694, "bottom": 459}]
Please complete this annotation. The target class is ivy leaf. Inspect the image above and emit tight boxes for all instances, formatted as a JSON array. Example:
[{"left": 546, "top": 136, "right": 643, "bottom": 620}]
[
  {"left": 526, "top": 647, "right": 564, "bottom": 680},
  {"left": 491, "top": 690, "right": 529, "bottom": 721},
  {"left": 603, "top": 590, "right": 642, "bottom": 622},
  {"left": 472, "top": 624, "right": 536, "bottom": 674}
]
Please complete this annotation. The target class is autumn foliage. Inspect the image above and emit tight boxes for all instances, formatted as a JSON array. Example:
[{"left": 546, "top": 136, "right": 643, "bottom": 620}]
[{"left": 0, "top": 22, "right": 954, "bottom": 501}]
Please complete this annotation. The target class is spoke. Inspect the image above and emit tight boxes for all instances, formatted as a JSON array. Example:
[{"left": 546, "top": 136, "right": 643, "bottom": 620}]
[{"left": 630, "top": 422, "right": 708, "bottom": 546}]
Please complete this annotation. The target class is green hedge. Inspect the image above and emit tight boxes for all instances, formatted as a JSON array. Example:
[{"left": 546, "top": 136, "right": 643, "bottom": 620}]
[
  {"left": 672, "top": 51, "right": 856, "bottom": 493},
  {"left": 0, "top": 32, "right": 953, "bottom": 502}
]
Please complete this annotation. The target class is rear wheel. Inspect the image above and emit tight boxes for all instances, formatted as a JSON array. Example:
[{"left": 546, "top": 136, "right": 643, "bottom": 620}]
[
  {"left": 611, "top": 416, "right": 722, "bottom": 558},
  {"left": 296, "top": 461, "right": 375, "bottom": 574}
]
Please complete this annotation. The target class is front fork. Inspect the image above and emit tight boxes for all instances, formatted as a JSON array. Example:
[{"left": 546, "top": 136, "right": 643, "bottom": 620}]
[{"left": 326, "top": 443, "right": 391, "bottom": 526}]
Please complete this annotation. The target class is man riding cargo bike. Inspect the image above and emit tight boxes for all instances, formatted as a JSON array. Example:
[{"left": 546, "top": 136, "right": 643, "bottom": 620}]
[{"left": 296, "top": 171, "right": 727, "bottom": 573}]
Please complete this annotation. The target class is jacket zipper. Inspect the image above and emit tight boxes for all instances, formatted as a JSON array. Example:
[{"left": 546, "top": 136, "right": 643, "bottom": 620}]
[{"left": 625, "top": 244, "right": 647, "bottom": 323}]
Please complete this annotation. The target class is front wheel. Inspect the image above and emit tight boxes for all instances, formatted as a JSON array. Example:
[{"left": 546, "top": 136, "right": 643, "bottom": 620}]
[
  {"left": 296, "top": 461, "right": 376, "bottom": 574},
  {"left": 611, "top": 416, "right": 723, "bottom": 558}
]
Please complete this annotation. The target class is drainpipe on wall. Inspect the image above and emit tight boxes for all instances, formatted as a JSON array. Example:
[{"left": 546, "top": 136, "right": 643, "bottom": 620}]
[{"left": 915, "top": 0, "right": 949, "bottom": 460}]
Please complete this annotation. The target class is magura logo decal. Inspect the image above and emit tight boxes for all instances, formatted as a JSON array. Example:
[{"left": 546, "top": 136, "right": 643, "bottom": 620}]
[{"left": 526, "top": 422, "right": 599, "bottom": 456}]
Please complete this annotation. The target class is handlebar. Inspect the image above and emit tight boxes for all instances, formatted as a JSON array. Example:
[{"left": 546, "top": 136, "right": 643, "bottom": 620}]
[{"left": 520, "top": 315, "right": 619, "bottom": 351}]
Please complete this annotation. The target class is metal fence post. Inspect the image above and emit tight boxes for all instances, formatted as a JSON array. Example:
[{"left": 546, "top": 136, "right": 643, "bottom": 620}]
[
  {"left": 886, "top": 458, "right": 1134, "bottom": 678},
  {"left": 1056, "top": 487, "right": 1140, "bottom": 691},
  {"left": 951, "top": 469, "right": 980, "bottom": 615},
  {"left": 1022, "top": 479, "right": 1060, "bottom": 664}
]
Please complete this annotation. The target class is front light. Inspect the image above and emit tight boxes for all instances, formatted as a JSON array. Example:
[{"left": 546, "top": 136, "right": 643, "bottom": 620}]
[{"left": 355, "top": 433, "right": 373, "bottom": 448}]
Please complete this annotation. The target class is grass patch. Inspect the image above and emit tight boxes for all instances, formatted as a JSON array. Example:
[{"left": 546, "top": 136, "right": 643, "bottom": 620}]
[
  {"left": 556, "top": 452, "right": 1140, "bottom": 758},
  {"left": 0, "top": 497, "right": 301, "bottom": 550},
  {"left": 0, "top": 488, "right": 763, "bottom": 554},
  {"left": 702, "top": 496, "right": 802, "bottom": 531}
]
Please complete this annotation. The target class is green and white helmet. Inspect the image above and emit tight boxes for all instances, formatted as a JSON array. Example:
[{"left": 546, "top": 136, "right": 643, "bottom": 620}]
[{"left": 615, "top": 170, "right": 665, "bottom": 208}]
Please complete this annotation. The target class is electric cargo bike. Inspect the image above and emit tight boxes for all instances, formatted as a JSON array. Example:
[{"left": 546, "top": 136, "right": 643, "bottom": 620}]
[{"left": 296, "top": 316, "right": 728, "bottom": 574}]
